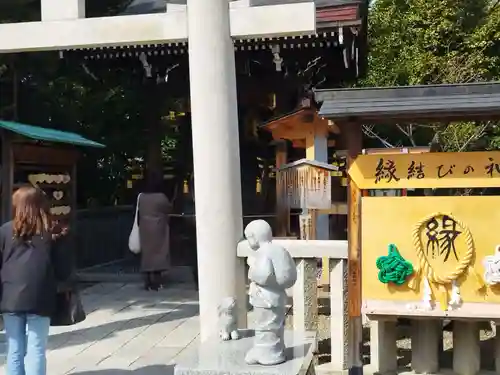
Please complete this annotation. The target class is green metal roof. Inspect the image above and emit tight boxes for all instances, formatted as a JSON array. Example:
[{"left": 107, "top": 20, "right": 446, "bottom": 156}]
[{"left": 0, "top": 120, "right": 105, "bottom": 148}]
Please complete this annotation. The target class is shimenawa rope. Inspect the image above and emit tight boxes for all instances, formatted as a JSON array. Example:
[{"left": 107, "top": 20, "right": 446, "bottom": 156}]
[{"left": 409, "top": 212, "right": 482, "bottom": 310}]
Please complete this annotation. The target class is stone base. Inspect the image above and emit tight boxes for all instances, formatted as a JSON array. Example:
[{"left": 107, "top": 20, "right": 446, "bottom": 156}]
[{"left": 174, "top": 329, "right": 316, "bottom": 375}]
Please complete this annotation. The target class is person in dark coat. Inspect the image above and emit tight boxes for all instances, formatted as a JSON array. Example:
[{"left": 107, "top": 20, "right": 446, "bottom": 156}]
[
  {"left": 0, "top": 185, "right": 71, "bottom": 375},
  {"left": 138, "top": 174, "right": 172, "bottom": 290}
]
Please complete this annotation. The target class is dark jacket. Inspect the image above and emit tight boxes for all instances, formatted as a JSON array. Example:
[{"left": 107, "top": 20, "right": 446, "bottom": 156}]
[{"left": 0, "top": 221, "right": 71, "bottom": 317}]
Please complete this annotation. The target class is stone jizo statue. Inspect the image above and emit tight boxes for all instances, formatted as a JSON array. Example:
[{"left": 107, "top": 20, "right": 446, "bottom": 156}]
[
  {"left": 218, "top": 297, "right": 240, "bottom": 341},
  {"left": 243, "top": 220, "right": 297, "bottom": 366}
]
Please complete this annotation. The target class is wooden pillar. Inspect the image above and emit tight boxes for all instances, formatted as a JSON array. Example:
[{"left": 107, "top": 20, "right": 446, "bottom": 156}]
[
  {"left": 275, "top": 140, "right": 289, "bottom": 236},
  {"left": 70, "top": 163, "right": 78, "bottom": 259},
  {"left": 453, "top": 322, "right": 480, "bottom": 375},
  {"left": 1, "top": 133, "right": 13, "bottom": 223},
  {"left": 340, "top": 122, "right": 363, "bottom": 375},
  {"left": 305, "top": 120, "right": 330, "bottom": 286}
]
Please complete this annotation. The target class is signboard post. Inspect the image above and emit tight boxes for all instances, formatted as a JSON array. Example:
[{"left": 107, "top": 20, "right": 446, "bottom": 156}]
[{"left": 340, "top": 123, "right": 363, "bottom": 375}]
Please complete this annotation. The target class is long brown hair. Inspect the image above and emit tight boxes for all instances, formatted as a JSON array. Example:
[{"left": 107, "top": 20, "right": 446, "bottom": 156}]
[{"left": 12, "top": 185, "right": 51, "bottom": 240}]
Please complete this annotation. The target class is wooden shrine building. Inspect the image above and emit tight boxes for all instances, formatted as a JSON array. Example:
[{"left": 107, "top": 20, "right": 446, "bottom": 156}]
[
  {"left": 65, "top": 0, "right": 367, "bottom": 115},
  {"left": 64, "top": 0, "right": 367, "bottom": 121},
  {"left": 62, "top": 0, "right": 368, "bottom": 219},
  {"left": 260, "top": 100, "right": 340, "bottom": 234}
]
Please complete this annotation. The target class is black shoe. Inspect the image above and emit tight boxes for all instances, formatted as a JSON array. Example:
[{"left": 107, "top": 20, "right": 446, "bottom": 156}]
[{"left": 149, "top": 284, "right": 160, "bottom": 291}]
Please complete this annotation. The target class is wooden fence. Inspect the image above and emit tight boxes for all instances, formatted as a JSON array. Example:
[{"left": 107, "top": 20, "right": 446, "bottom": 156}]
[{"left": 74, "top": 206, "right": 308, "bottom": 269}]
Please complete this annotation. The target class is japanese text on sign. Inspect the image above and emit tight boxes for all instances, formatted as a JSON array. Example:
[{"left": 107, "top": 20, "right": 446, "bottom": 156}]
[
  {"left": 425, "top": 215, "right": 462, "bottom": 262},
  {"left": 348, "top": 151, "right": 500, "bottom": 189},
  {"left": 374, "top": 158, "right": 498, "bottom": 183}
]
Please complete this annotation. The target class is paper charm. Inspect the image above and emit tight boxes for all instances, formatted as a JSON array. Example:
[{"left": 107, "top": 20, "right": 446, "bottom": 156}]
[
  {"left": 28, "top": 174, "right": 38, "bottom": 185},
  {"left": 421, "top": 277, "right": 434, "bottom": 311},
  {"left": 448, "top": 280, "right": 462, "bottom": 310},
  {"left": 46, "top": 174, "right": 57, "bottom": 184},
  {"left": 50, "top": 206, "right": 71, "bottom": 216},
  {"left": 28, "top": 174, "right": 48, "bottom": 185},
  {"left": 62, "top": 174, "right": 71, "bottom": 184},
  {"left": 483, "top": 245, "right": 500, "bottom": 285},
  {"left": 39, "top": 173, "right": 49, "bottom": 183},
  {"left": 53, "top": 191, "right": 64, "bottom": 201}
]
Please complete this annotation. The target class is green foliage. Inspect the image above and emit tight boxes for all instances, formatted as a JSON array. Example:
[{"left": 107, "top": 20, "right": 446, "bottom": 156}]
[
  {"left": 364, "top": 0, "right": 500, "bottom": 151},
  {"left": 0, "top": 51, "right": 188, "bottom": 206}
]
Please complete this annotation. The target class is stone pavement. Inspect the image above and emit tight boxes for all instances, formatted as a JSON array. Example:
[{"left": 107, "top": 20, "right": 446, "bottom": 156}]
[{"left": 0, "top": 283, "right": 202, "bottom": 375}]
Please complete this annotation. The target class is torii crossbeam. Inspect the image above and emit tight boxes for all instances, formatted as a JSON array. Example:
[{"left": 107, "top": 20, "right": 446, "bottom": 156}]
[{"left": 0, "top": 0, "right": 315, "bottom": 52}]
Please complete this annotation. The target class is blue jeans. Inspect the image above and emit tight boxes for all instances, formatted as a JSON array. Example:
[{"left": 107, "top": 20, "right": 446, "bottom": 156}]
[{"left": 3, "top": 313, "right": 50, "bottom": 375}]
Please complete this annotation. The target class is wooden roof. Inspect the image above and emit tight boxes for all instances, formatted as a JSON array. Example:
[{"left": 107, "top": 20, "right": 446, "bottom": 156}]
[
  {"left": 70, "top": 0, "right": 368, "bottom": 80},
  {"left": 277, "top": 158, "right": 339, "bottom": 172},
  {"left": 260, "top": 107, "right": 340, "bottom": 148},
  {"left": 261, "top": 107, "right": 340, "bottom": 134},
  {"left": 315, "top": 82, "right": 500, "bottom": 123},
  {"left": 120, "top": 0, "right": 365, "bottom": 26}
]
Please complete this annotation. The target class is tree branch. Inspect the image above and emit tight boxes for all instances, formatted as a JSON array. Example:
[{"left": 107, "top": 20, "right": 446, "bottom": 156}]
[
  {"left": 395, "top": 124, "right": 417, "bottom": 146},
  {"left": 81, "top": 63, "right": 99, "bottom": 81},
  {"left": 457, "top": 122, "right": 489, "bottom": 152},
  {"left": 362, "top": 124, "right": 395, "bottom": 148}
]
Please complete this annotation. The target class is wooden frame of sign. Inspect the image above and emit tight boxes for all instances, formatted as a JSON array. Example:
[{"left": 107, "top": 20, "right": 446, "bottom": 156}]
[
  {"left": 1, "top": 135, "right": 78, "bottom": 229},
  {"left": 335, "top": 122, "right": 364, "bottom": 373}
]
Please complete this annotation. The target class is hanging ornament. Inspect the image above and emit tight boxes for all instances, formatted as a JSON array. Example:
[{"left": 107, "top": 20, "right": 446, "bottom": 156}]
[
  {"left": 448, "top": 280, "right": 462, "bottom": 310},
  {"left": 53, "top": 191, "right": 64, "bottom": 201},
  {"left": 483, "top": 245, "right": 500, "bottom": 285},
  {"left": 421, "top": 277, "right": 434, "bottom": 311},
  {"left": 376, "top": 244, "right": 414, "bottom": 286}
]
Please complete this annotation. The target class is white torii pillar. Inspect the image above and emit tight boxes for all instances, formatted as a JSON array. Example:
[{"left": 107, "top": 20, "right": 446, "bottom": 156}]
[
  {"left": 187, "top": 1, "right": 315, "bottom": 342},
  {"left": 187, "top": 0, "right": 246, "bottom": 341}
]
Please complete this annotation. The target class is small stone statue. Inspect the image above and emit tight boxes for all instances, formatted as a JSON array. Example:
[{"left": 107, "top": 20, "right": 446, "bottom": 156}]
[
  {"left": 218, "top": 297, "right": 240, "bottom": 341},
  {"left": 243, "top": 220, "right": 297, "bottom": 366}
]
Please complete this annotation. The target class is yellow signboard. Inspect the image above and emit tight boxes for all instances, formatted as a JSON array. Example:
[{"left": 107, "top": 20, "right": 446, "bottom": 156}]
[
  {"left": 362, "top": 196, "right": 500, "bottom": 307},
  {"left": 348, "top": 151, "right": 500, "bottom": 189}
]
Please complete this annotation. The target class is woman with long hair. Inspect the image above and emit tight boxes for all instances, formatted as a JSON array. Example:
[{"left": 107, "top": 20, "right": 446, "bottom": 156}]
[{"left": 0, "top": 186, "right": 70, "bottom": 375}]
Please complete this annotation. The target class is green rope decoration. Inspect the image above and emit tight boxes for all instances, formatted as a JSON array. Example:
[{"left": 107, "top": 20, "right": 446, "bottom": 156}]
[{"left": 376, "top": 244, "right": 414, "bottom": 285}]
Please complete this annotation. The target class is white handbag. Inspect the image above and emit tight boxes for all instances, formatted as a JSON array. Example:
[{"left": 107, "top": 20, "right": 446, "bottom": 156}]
[{"left": 128, "top": 193, "right": 141, "bottom": 254}]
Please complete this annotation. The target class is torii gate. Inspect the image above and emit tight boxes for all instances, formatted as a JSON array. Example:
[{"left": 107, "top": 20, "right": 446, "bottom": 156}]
[{"left": 0, "top": 0, "right": 316, "bottom": 341}]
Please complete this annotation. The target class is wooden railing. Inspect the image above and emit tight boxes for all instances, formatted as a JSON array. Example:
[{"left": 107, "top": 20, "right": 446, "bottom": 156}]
[
  {"left": 75, "top": 206, "right": 134, "bottom": 268},
  {"left": 237, "top": 239, "right": 349, "bottom": 373},
  {"left": 74, "top": 207, "right": 309, "bottom": 269}
]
